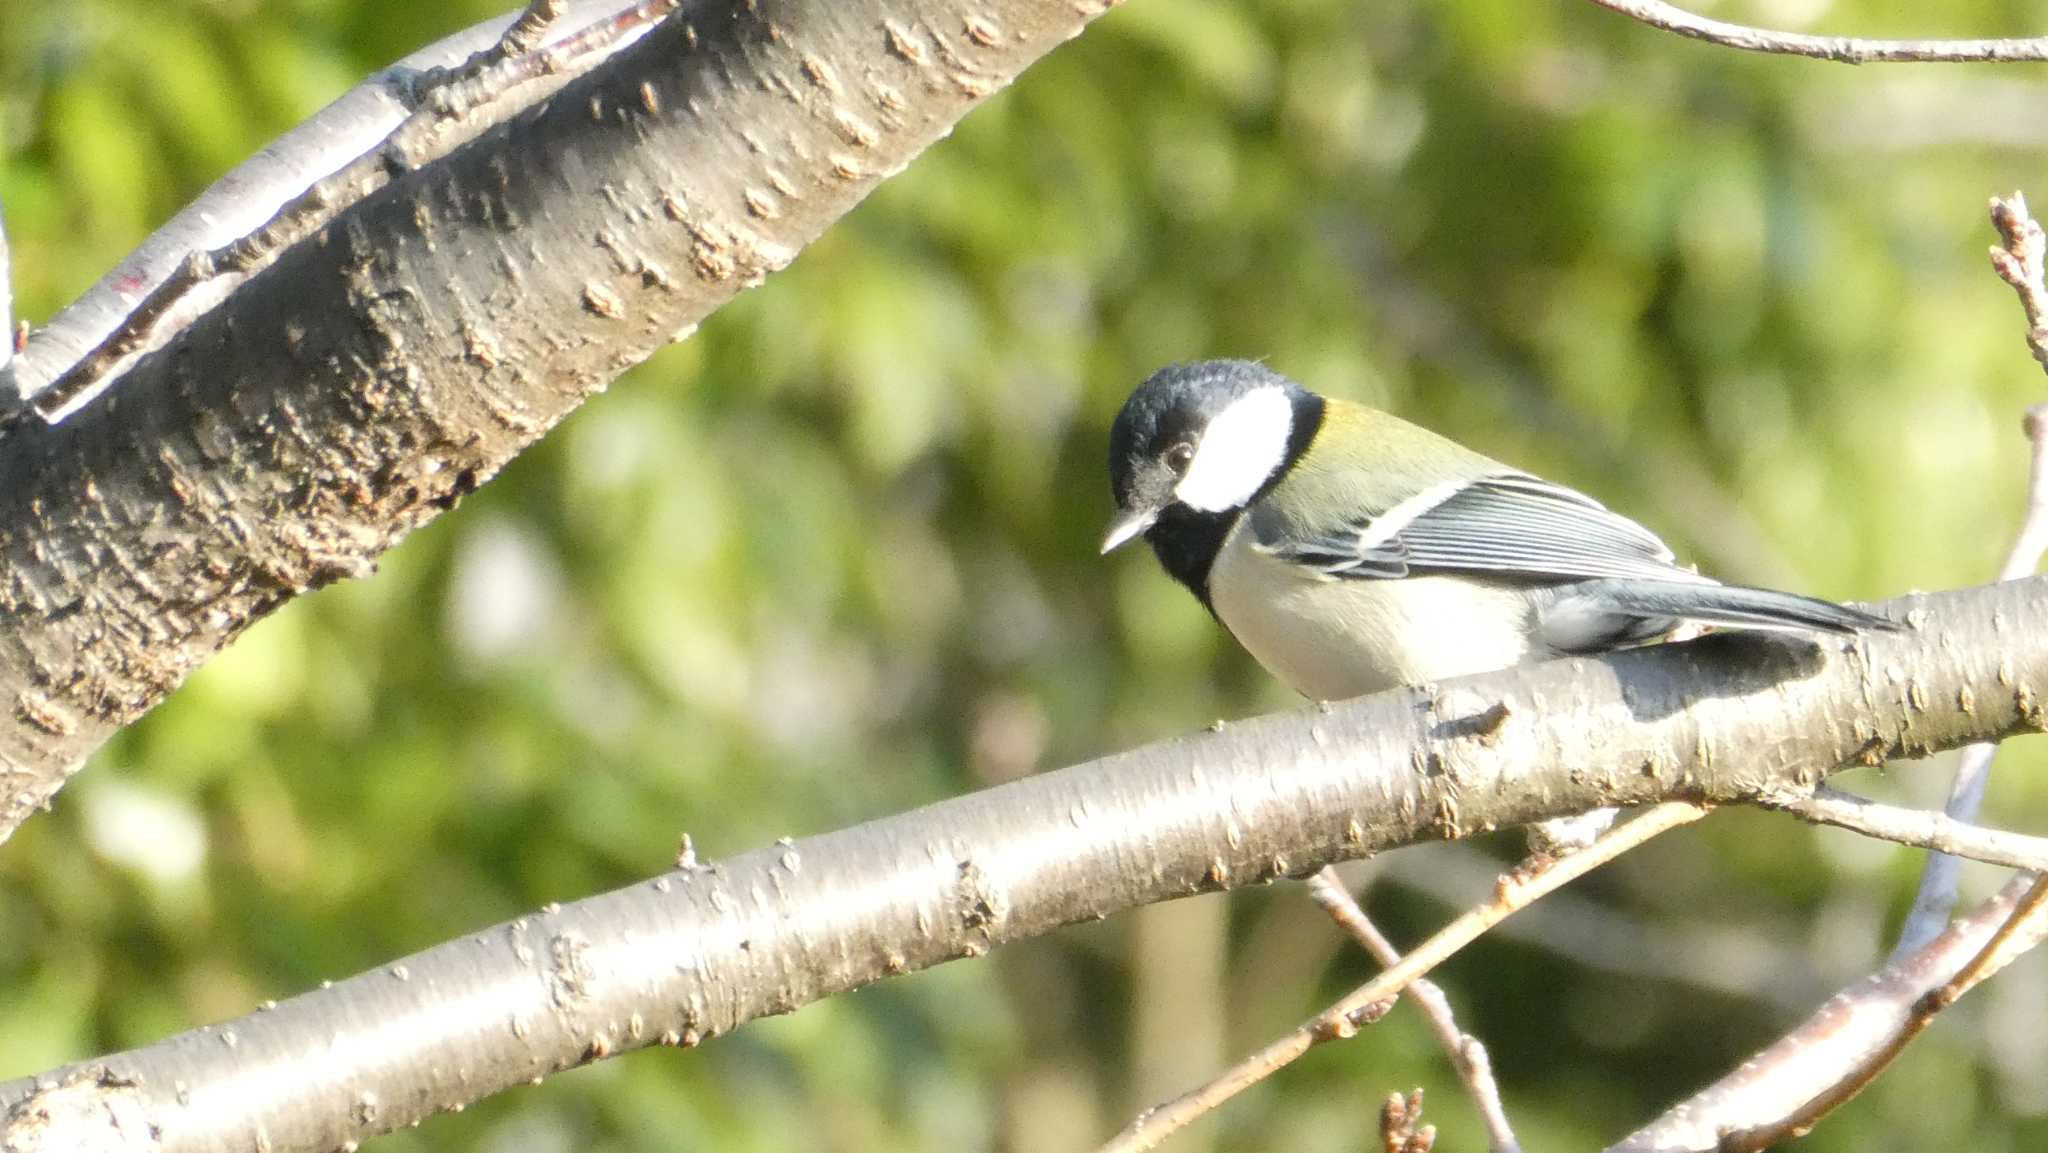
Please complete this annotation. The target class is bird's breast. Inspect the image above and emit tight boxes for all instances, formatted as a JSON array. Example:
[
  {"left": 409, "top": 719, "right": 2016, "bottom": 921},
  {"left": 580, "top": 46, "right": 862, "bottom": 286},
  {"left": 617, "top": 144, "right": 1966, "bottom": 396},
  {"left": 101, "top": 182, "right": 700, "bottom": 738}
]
[{"left": 1206, "top": 523, "right": 1538, "bottom": 700}]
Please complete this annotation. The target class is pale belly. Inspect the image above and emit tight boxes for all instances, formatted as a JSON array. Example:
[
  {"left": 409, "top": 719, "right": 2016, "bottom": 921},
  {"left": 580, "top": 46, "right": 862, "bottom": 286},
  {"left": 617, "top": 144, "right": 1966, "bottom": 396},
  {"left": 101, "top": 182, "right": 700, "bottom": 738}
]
[{"left": 1206, "top": 525, "right": 1538, "bottom": 700}]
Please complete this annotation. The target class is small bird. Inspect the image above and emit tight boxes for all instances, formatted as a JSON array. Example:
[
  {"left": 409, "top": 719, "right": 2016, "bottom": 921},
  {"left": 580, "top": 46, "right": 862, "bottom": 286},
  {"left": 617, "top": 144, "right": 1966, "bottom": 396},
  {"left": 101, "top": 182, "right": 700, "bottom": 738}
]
[{"left": 1103, "top": 359, "right": 1893, "bottom": 703}]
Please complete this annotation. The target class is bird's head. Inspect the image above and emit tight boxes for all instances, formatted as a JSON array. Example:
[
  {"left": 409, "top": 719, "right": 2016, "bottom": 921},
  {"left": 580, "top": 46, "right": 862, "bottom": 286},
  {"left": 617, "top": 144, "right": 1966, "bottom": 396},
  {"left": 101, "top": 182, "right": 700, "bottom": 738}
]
[{"left": 1102, "top": 360, "right": 1318, "bottom": 553}]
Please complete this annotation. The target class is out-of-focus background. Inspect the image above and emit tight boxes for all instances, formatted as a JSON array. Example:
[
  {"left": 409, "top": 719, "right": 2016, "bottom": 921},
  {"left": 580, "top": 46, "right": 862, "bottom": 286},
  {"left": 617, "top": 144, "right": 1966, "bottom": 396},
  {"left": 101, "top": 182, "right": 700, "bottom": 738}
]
[{"left": 3, "top": 0, "right": 2047, "bottom": 1148}]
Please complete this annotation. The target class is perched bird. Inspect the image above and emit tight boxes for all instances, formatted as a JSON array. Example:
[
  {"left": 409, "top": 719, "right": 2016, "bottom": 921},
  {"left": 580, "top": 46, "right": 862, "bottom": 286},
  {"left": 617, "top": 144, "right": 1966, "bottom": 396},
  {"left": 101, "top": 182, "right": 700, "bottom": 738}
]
[{"left": 1103, "top": 359, "right": 1893, "bottom": 703}]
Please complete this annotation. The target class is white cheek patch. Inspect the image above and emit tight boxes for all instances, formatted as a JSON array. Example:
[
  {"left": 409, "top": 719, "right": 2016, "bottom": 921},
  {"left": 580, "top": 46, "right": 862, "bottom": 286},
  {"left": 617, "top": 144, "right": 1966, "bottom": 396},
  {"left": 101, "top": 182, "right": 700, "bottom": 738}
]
[{"left": 1175, "top": 387, "right": 1294, "bottom": 512}]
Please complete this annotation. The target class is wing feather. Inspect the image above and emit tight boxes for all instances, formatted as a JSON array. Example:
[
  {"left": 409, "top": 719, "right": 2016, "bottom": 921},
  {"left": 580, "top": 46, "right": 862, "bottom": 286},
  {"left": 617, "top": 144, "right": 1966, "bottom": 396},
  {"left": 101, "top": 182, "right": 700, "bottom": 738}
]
[{"left": 1254, "top": 473, "right": 1702, "bottom": 585}]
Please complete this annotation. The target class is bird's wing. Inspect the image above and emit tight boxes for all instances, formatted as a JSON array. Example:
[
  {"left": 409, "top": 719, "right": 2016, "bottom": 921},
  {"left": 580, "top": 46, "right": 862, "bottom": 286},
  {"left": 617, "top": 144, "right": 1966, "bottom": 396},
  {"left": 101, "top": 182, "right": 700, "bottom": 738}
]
[{"left": 1251, "top": 473, "right": 1703, "bottom": 584}]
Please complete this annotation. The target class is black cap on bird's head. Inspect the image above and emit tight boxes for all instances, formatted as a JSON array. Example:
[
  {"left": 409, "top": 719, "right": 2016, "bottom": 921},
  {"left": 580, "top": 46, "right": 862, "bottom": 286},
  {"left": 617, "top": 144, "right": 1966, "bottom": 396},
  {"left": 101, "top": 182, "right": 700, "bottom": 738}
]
[{"left": 1103, "top": 360, "right": 1322, "bottom": 554}]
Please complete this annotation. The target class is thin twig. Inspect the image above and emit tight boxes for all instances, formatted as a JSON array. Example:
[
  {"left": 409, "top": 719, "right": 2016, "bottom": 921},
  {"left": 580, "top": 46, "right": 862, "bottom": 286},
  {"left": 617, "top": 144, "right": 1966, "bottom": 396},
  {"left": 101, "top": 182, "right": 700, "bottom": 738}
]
[
  {"left": 1895, "top": 195, "right": 2048, "bottom": 956},
  {"left": 1990, "top": 195, "right": 2048, "bottom": 372},
  {"left": 497, "top": 0, "right": 569, "bottom": 57},
  {"left": 1610, "top": 871, "right": 2048, "bottom": 1152},
  {"left": 1100, "top": 803, "right": 1708, "bottom": 1153},
  {"left": 1379, "top": 845, "right": 1829, "bottom": 1010},
  {"left": 1932, "top": 874, "right": 2048, "bottom": 1002},
  {"left": 1309, "top": 868, "right": 1522, "bottom": 1153},
  {"left": 1586, "top": 0, "right": 2048, "bottom": 63},
  {"left": 1767, "top": 785, "right": 2048, "bottom": 873}
]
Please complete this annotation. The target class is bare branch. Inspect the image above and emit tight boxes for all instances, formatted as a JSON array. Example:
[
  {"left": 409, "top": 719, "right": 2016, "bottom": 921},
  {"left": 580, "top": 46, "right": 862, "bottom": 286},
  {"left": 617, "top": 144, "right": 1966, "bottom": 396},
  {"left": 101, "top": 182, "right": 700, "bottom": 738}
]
[
  {"left": 1989, "top": 195, "right": 2048, "bottom": 373},
  {"left": 1937, "top": 875, "right": 2048, "bottom": 1000},
  {"left": 1611, "top": 873, "right": 2048, "bottom": 1152},
  {"left": 20, "top": 0, "right": 681, "bottom": 424},
  {"left": 5, "top": 0, "right": 652, "bottom": 417},
  {"left": 1100, "top": 804, "right": 1707, "bottom": 1153},
  {"left": 1607, "top": 192, "right": 2048, "bottom": 1152},
  {"left": 1379, "top": 843, "right": 1829, "bottom": 1011},
  {"left": 0, "top": 0, "right": 1123, "bottom": 847},
  {"left": 2, "top": 577, "right": 2041, "bottom": 1153},
  {"left": 1896, "top": 194, "right": 2048, "bottom": 955},
  {"left": 1768, "top": 785, "right": 2048, "bottom": 872},
  {"left": 497, "top": 0, "right": 570, "bottom": 57},
  {"left": 1585, "top": 0, "right": 2048, "bottom": 63},
  {"left": 1309, "top": 869, "right": 1521, "bottom": 1153}
]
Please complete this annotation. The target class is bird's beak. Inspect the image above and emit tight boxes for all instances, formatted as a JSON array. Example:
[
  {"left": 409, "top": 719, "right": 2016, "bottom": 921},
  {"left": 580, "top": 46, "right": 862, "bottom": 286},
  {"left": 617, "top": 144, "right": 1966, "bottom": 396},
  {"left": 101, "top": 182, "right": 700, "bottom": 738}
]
[{"left": 1100, "top": 506, "right": 1159, "bottom": 554}]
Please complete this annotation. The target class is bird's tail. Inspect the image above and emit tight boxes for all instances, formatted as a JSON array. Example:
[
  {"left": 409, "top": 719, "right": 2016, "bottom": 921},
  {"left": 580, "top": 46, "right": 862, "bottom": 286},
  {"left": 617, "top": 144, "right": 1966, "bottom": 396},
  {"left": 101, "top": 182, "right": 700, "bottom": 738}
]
[{"left": 1564, "top": 578, "right": 1898, "bottom": 637}]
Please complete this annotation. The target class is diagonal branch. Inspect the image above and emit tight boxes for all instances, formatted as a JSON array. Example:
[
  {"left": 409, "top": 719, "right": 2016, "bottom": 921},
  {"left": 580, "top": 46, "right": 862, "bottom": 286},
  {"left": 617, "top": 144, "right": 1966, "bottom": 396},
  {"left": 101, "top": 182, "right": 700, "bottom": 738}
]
[
  {"left": 1608, "top": 872, "right": 2048, "bottom": 1153},
  {"left": 1100, "top": 810, "right": 1703, "bottom": 1153},
  {"left": 496, "top": 0, "right": 572, "bottom": 57},
  {"left": 0, "top": 0, "right": 1122, "bottom": 848},
  {"left": 8, "top": 0, "right": 668, "bottom": 414},
  {"left": 1585, "top": 0, "right": 2048, "bottom": 64},
  {"left": 0, "top": 579, "right": 2038, "bottom": 1152},
  {"left": 1308, "top": 869, "right": 1522, "bottom": 1153},
  {"left": 17, "top": 0, "right": 684, "bottom": 425}
]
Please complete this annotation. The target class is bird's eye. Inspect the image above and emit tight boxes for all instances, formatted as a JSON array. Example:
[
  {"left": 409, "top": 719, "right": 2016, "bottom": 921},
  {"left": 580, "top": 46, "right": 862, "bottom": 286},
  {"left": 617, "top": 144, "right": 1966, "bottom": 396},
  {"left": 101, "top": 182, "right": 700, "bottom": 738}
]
[{"left": 1166, "top": 441, "right": 1196, "bottom": 474}]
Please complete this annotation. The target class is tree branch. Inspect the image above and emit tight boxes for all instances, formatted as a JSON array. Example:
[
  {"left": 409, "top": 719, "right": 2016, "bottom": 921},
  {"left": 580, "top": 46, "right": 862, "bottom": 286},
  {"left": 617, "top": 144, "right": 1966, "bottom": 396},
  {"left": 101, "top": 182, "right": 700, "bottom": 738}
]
[
  {"left": 1896, "top": 196, "right": 2048, "bottom": 955},
  {"left": 16, "top": 1, "right": 684, "bottom": 425},
  {"left": 2, "top": 578, "right": 2041, "bottom": 1153},
  {"left": 1988, "top": 196, "right": 2048, "bottom": 372},
  {"left": 1600, "top": 194, "right": 2048, "bottom": 1151},
  {"left": 1768, "top": 785, "right": 2048, "bottom": 872},
  {"left": 1608, "top": 872, "right": 2048, "bottom": 1152},
  {"left": 1308, "top": 869, "right": 1521, "bottom": 1153},
  {"left": 0, "top": 0, "right": 1119, "bottom": 847},
  {"left": 1103, "top": 804, "right": 1706, "bottom": 1153},
  {"left": 1585, "top": 0, "right": 2048, "bottom": 64},
  {"left": 7, "top": 0, "right": 676, "bottom": 417},
  {"left": 498, "top": 0, "right": 572, "bottom": 57},
  {"left": 1376, "top": 844, "right": 1830, "bottom": 1011}
]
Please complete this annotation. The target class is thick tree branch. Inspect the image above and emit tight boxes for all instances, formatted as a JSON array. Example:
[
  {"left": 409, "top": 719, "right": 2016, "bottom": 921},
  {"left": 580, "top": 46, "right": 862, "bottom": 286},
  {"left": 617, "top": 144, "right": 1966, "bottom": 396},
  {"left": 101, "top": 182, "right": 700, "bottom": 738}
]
[
  {"left": 1586, "top": 0, "right": 2048, "bottom": 64},
  {"left": 1, "top": 579, "right": 2042, "bottom": 1153},
  {"left": 0, "top": 0, "right": 1117, "bottom": 846},
  {"left": 16, "top": 1, "right": 685, "bottom": 424},
  {"left": 9, "top": 0, "right": 655, "bottom": 417}
]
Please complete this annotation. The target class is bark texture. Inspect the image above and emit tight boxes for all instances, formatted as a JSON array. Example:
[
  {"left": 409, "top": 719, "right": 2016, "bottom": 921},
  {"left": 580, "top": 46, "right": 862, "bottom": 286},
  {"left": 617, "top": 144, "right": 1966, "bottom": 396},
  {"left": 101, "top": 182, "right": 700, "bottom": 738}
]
[
  {"left": 0, "top": 0, "right": 1116, "bottom": 844},
  {"left": 2, "top": 577, "right": 2042, "bottom": 1153}
]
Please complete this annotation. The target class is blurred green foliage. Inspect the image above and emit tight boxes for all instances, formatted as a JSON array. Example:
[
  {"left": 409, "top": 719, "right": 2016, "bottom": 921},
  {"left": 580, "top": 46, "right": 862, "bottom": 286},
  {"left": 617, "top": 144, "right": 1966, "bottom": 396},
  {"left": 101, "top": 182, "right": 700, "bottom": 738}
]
[{"left": 4, "top": 0, "right": 2048, "bottom": 1149}]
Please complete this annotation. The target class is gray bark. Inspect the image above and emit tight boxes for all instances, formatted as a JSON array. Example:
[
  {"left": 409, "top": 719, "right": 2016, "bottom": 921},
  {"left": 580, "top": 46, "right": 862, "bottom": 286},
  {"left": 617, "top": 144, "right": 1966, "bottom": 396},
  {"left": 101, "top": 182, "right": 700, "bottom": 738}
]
[
  {"left": 2, "top": 576, "right": 2041, "bottom": 1153},
  {"left": 0, "top": 0, "right": 1116, "bottom": 845},
  {"left": 8, "top": 0, "right": 646, "bottom": 417}
]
